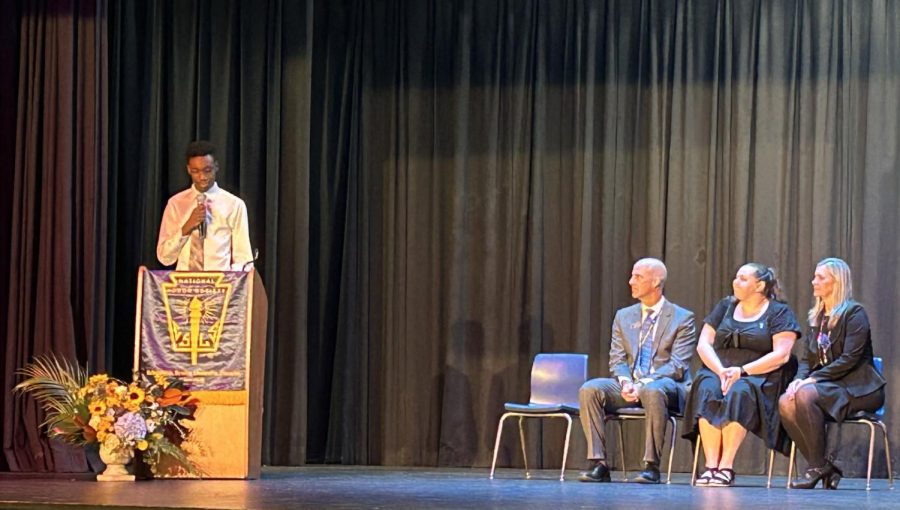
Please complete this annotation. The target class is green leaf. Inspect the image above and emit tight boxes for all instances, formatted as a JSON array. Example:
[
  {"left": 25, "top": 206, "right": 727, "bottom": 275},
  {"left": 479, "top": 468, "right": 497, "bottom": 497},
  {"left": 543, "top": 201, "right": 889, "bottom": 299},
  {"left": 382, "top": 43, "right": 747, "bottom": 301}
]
[
  {"left": 14, "top": 355, "right": 88, "bottom": 425},
  {"left": 148, "top": 437, "right": 202, "bottom": 476}
]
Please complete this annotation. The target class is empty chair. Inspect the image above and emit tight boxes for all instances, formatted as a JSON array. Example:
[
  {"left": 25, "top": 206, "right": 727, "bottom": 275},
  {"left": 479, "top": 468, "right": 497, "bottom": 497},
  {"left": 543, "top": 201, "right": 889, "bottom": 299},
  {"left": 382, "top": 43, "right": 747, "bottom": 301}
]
[{"left": 489, "top": 353, "right": 588, "bottom": 481}]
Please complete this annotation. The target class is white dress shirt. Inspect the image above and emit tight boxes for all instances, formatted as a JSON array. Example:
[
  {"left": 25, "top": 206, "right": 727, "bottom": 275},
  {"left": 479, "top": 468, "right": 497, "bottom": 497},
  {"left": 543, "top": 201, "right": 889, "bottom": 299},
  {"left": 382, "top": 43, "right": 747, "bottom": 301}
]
[{"left": 156, "top": 182, "right": 254, "bottom": 271}]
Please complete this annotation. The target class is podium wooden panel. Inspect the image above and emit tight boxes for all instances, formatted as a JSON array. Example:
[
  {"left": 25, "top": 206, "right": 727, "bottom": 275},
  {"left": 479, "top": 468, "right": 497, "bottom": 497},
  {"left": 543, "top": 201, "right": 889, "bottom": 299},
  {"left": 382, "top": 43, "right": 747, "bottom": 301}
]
[{"left": 133, "top": 267, "right": 267, "bottom": 479}]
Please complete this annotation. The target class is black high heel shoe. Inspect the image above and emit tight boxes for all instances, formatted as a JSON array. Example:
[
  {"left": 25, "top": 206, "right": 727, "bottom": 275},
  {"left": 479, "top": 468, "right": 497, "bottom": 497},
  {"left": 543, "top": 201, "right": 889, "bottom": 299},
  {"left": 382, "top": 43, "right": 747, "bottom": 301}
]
[
  {"left": 824, "top": 464, "right": 843, "bottom": 490},
  {"left": 791, "top": 465, "right": 834, "bottom": 489}
]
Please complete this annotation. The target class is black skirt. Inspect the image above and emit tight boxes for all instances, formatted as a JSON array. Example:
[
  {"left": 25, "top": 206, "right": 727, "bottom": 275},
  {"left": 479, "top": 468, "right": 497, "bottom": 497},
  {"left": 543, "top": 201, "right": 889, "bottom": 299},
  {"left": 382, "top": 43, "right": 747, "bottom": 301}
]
[
  {"left": 815, "top": 381, "right": 885, "bottom": 421},
  {"left": 682, "top": 358, "right": 797, "bottom": 454}
]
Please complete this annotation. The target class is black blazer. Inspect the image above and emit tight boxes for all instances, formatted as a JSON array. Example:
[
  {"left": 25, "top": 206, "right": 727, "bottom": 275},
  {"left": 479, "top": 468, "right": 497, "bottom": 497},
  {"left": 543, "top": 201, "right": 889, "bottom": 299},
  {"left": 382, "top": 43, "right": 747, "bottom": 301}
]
[{"left": 795, "top": 302, "right": 886, "bottom": 398}]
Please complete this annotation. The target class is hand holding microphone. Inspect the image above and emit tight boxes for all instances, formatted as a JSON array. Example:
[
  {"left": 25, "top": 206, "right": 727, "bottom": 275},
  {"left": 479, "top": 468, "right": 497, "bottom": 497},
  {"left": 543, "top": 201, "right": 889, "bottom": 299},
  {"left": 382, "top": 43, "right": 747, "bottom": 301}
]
[
  {"left": 181, "top": 194, "right": 208, "bottom": 237},
  {"left": 196, "top": 193, "right": 207, "bottom": 239}
]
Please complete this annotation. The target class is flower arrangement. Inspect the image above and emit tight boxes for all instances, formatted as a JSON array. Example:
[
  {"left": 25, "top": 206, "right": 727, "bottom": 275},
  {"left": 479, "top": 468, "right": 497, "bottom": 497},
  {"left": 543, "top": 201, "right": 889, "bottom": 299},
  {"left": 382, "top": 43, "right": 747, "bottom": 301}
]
[{"left": 14, "top": 355, "right": 199, "bottom": 477}]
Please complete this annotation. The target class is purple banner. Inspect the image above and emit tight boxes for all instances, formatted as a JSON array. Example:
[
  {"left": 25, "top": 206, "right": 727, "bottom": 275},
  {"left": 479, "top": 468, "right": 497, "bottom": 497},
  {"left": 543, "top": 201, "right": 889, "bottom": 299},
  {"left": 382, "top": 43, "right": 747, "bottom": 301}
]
[{"left": 140, "top": 270, "right": 249, "bottom": 390}]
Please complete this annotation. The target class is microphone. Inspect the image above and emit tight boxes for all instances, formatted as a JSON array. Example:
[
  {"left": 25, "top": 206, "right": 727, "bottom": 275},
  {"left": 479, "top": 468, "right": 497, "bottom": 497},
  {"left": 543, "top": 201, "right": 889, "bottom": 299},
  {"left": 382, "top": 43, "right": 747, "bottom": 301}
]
[{"left": 196, "top": 194, "right": 207, "bottom": 239}]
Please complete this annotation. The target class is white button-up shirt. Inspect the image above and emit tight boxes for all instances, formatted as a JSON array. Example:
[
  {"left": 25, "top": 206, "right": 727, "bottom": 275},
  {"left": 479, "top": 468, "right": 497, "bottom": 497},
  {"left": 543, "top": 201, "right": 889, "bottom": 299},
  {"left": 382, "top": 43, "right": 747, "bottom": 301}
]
[{"left": 156, "top": 182, "right": 254, "bottom": 271}]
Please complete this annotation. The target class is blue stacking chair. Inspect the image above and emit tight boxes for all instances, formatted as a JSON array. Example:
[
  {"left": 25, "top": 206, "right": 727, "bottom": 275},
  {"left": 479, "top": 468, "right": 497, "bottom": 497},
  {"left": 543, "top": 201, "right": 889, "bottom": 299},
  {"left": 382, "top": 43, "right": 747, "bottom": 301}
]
[
  {"left": 489, "top": 353, "right": 588, "bottom": 481},
  {"left": 786, "top": 357, "right": 894, "bottom": 490}
]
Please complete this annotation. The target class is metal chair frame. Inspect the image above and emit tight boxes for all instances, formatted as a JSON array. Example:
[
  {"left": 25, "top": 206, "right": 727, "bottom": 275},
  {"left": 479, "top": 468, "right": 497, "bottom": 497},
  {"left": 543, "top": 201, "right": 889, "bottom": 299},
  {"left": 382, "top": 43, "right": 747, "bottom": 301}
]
[
  {"left": 690, "top": 435, "right": 778, "bottom": 487},
  {"left": 784, "top": 356, "right": 893, "bottom": 490},
  {"left": 605, "top": 409, "right": 679, "bottom": 484},
  {"left": 490, "top": 412, "right": 576, "bottom": 482},
  {"left": 489, "top": 353, "right": 587, "bottom": 482},
  {"left": 785, "top": 414, "right": 893, "bottom": 490}
]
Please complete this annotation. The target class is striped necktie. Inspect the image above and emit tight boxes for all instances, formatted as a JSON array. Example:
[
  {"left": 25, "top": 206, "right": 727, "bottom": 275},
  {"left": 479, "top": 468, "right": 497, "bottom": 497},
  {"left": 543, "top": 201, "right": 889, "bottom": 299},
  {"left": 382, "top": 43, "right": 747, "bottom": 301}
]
[{"left": 188, "top": 230, "right": 204, "bottom": 270}]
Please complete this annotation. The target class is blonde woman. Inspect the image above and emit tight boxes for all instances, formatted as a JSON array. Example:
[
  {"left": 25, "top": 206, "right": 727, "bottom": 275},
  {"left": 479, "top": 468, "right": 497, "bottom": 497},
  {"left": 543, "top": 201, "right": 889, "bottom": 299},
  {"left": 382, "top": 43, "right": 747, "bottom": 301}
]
[{"left": 778, "top": 258, "right": 886, "bottom": 489}]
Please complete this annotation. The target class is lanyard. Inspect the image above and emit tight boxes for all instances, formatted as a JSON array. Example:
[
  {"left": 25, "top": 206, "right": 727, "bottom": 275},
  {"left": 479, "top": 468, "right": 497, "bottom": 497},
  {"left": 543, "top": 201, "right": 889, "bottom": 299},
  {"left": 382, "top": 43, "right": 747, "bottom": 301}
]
[{"left": 638, "top": 313, "right": 659, "bottom": 349}]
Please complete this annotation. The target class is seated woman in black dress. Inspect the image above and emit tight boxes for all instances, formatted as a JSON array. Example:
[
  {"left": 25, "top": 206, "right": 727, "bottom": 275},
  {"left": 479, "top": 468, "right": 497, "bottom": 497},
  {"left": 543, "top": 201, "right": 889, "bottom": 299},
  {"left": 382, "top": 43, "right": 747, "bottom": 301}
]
[
  {"left": 778, "top": 257, "right": 886, "bottom": 489},
  {"left": 683, "top": 263, "right": 801, "bottom": 487}
]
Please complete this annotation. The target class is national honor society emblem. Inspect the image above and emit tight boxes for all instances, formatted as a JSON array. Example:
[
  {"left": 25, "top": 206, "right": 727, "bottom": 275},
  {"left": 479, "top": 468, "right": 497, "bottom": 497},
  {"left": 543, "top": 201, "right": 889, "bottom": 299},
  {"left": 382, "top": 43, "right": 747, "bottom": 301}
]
[{"left": 159, "top": 272, "right": 234, "bottom": 365}]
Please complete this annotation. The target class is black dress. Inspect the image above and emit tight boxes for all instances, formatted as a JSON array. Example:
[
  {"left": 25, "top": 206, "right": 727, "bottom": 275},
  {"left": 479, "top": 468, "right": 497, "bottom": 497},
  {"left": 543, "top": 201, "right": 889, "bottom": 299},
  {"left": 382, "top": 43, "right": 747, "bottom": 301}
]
[{"left": 682, "top": 298, "right": 801, "bottom": 452}]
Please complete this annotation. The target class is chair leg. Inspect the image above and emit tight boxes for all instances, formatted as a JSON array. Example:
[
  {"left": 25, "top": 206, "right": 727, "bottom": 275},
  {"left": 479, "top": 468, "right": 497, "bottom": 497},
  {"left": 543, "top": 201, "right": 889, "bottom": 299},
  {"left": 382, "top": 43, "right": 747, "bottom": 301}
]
[
  {"left": 876, "top": 421, "right": 894, "bottom": 489},
  {"left": 666, "top": 417, "right": 676, "bottom": 484},
  {"left": 767, "top": 448, "right": 775, "bottom": 488},
  {"left": 490, "top": 413, "right": 511, "bottom": 479},
  {"left": 616, "top": 420, "right": 627, "bottom": 481},
  {"left": 517, "top": 416, "right": 530, "bottom": 479},
  {"left": 691, "top": 437, "right": 701, "bottom": 486},
  {"left": 865, "top": 420, "right": 876, "bottom": 490},
  {"left": 787, "top": 441, "right": 796, "bottom": 488},
  {"left": 792, "top": 450, "right": 799, "bottom": 483},
  {"left": 560, "top": 415, "right": 573, "bottom": 482}
]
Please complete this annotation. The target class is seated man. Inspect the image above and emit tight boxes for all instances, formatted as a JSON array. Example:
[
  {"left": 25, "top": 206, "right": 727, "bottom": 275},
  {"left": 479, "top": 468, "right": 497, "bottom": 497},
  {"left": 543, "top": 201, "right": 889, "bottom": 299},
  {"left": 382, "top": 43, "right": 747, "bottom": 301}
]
[{"left": 578, "top": 258, "right": 696, "bottom": 483}]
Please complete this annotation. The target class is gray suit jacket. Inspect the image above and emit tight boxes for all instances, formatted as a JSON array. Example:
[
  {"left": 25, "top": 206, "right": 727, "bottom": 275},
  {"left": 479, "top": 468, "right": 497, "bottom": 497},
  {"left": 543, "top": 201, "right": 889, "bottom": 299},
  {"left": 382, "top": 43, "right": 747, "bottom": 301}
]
[{"left": 609, "top": 299, "right": 697, "bottom": 388}]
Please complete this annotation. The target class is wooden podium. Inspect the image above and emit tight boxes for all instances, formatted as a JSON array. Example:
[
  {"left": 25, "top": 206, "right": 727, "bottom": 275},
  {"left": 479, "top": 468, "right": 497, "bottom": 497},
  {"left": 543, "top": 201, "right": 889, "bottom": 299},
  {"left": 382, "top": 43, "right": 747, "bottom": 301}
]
[{"left": 133, "top": 267, "right": 267, "bottom": 478}]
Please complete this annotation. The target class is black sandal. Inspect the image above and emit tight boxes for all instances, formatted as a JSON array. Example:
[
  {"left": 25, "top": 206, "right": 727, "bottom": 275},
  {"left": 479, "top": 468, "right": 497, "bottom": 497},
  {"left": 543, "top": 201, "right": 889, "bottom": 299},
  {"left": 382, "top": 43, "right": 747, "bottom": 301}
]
[
  {"left": 709, "top": 468, "right": 735, "bottom": 487},
  {"left": 695, "top": 467, "right": 717, "bottom": 486}
]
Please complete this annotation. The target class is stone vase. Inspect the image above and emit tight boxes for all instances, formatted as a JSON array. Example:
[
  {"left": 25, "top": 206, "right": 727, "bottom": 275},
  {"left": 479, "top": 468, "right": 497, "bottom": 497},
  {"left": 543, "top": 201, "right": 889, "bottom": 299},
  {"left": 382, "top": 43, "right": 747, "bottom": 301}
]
[{"left": 97, "top": 443, "right": 135, "bottom": 481}]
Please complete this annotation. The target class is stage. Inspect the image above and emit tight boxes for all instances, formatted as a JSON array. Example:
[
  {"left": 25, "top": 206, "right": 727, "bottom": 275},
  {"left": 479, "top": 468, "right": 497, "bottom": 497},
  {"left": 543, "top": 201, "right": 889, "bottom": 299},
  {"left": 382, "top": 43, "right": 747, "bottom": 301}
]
[{"left": 0, "top": 466, "right": 895, "bottom": 509}]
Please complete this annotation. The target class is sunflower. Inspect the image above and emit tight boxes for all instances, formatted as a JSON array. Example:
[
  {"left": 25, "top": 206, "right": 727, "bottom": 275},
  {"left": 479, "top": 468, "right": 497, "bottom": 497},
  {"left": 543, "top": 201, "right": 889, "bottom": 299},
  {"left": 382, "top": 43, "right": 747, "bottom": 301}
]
[
  {"left": 88, "top": 374, "right": 108, "bottom": 385},
  {"left": 126, "top": 385, "right": 146, "bottom": 411},
  {"left": 89, "top": 400, "right": 107, "bottom": 416},
  {"left": 97, "top": 415, "right": 114, "bottom": 432},
  {"left": 105, "top": 381, "right": 120, "bottom": 393}
]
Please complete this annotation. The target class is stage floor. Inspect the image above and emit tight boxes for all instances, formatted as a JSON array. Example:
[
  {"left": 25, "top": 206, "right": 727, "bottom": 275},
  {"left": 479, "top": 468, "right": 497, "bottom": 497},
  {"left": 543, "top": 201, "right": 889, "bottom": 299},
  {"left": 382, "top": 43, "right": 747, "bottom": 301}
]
[{"left": 0, "top": 466, "right": 895, "bottom": 509}]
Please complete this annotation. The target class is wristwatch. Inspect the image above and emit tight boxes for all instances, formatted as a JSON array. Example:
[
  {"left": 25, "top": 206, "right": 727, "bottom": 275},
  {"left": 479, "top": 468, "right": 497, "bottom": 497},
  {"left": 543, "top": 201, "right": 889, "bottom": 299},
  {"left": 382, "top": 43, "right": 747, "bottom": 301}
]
[{"left": 739, "top": 367, "right": 749, "bottom": 378}]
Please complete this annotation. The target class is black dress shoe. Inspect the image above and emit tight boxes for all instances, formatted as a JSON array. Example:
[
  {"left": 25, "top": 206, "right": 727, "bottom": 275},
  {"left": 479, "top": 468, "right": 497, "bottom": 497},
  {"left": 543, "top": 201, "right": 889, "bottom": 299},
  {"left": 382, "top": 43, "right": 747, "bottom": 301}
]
[
  {"left": 633, "top": 463, "right": 661, "bottom": 484},
  {"left": 578, "top": 461, "right": 611, "bottom": 482}
]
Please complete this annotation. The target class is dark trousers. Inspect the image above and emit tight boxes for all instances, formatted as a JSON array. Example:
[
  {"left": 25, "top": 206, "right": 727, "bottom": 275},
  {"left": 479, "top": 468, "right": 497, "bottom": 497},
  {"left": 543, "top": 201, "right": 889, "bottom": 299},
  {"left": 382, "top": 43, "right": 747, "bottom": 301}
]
[{"left": 578, "top": 377, "right": 680, "bottom": 464}]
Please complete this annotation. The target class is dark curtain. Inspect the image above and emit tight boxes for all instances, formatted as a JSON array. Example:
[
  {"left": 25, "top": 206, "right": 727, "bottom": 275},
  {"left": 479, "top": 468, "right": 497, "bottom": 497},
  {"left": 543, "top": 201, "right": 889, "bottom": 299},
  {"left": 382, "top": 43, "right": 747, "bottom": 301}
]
[
  {"left": 0, "top": 0, "right": 20, "bottom": 473},
  {"left": 1, "top": 0, "right": 107, "bottom": 472},
  {"left": 105, "top": 0, "right": 900, "bottom": 476},
  {"left": 3, "top": 0, "right": 899, "bottom": 477},
  {"left": 106, "top": 0, "right": 315, "bottom": 465}
]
